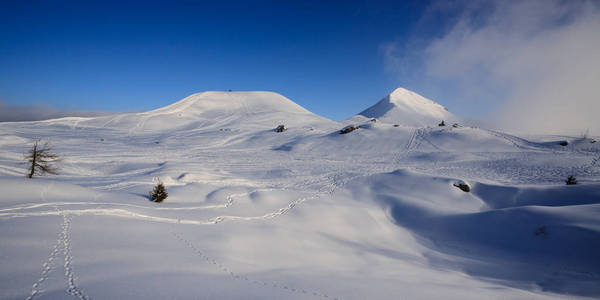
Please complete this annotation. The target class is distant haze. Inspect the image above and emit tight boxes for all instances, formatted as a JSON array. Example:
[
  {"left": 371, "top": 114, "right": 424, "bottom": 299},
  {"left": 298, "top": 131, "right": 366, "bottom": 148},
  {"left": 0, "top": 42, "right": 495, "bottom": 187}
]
[
  {"left": 0, "top": 101, "right": 114, "bottom": 122},
  {"left": 386, "top": 0, "right": 600, "bottom": 135}
]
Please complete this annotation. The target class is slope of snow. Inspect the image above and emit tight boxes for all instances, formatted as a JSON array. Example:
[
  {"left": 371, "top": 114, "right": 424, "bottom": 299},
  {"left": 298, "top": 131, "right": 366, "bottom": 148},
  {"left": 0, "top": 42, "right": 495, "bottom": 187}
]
[
  {"left": 0, "top": 89, "right": 599, "bottom": 299},
  {"left": 27, "top": 91, "right": 336, "bottom": 134},
  {"left": 358, "top": 88, "right": 456, "bottom": 126}
]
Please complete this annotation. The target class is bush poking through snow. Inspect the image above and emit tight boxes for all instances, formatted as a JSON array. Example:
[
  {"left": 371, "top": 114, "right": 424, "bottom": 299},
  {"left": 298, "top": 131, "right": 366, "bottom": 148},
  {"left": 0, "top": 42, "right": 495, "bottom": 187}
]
[
  {"left": 438, "top": 120, "right": 445, "bottom": 127},
  {"left": 565, "top": 175, "right": 577, "bottom": 185},
  {"left": 340, "top": 125, "right": 357, "bottom": 134},
  {"left": 24, "top": 140, "right": 62, "bottom": 178},
  {"left": 370, "top": 118, "right": 377, "bottom": 123},
  {"left": 534, "top": 226, "right": 547, "bottom": 238},
  {"left": 559, "top": 141, "right": 568, "bottom": 146},
  {"left": 393, "top": 124, "right": 399, "bottom": 127},
  {"left": 453, "top": 182, "right": 470, "bottom": 192},
  {"left": 150, "top": 180, "right": 168, "bottom": 202},
  {"left": 275, "top": 125, "right": 286, "bottom": 132}
]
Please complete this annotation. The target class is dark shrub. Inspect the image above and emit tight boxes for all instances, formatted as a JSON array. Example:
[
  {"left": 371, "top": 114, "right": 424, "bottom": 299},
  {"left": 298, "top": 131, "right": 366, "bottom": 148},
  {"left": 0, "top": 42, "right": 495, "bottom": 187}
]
[
  {"left": 453, "top": 182, "right": 470, "bottom": 192},
  {"left": 565, "top": 175, "right": 577, "bottom": 185},
  {"left": 559, "top": 141, "right": 568, "bottom": 146},
  {"left": 275, "top": 125, "right": 286, "bottom": 132},
  {"left": 150, "top": 181, "right": 168, "bottom": 202},
  {"left": 438, "top": 120, "right": 445, "bottom": 127},
  {"left": 340, "top": 125, "right": 357, "bottom": 134},
  {"left": 534, "top": 226, "right": 547, "bottom": 238},
  {"left": 370, "top": 118, "right": 377, "bottom": 123},
  {"left": 393, "top": 124, "right": 399, "bottom": 127}
]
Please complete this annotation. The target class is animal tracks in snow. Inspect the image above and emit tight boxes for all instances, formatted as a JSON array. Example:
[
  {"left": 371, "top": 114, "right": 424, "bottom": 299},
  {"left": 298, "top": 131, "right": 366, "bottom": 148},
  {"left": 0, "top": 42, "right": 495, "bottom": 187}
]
[
  {"left": 171, "top": 232, "right": 340, "bottom": 300},
  {"left": 25, "top": 183, "right": 90, "bottom": 300}
]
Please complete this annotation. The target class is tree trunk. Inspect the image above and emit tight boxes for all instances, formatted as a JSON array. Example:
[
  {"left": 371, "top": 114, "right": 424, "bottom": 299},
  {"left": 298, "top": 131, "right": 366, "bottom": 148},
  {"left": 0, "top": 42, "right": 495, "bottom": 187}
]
[{"left": 28, "top": 142, "right": 37, "bottom": 178}]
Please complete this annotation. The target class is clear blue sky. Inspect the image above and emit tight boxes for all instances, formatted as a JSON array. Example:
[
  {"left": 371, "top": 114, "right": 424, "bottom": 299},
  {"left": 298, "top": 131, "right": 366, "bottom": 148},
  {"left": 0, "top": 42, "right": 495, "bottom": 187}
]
[{"left": 0, "top": 0, "right": 445, "bottom": 120}]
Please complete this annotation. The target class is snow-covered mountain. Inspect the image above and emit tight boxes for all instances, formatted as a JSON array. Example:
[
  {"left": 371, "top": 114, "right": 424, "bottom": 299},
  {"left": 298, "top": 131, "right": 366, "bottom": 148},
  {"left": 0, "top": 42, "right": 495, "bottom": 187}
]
[
  {"left": 75, "top": 91, "right": 336, "bottom": 132},
  {"left": 0, "top": 88, "right": 599, "bottom": 300},
  {"left": 358, "top": 87, "right": 456, "bottom": 126}
]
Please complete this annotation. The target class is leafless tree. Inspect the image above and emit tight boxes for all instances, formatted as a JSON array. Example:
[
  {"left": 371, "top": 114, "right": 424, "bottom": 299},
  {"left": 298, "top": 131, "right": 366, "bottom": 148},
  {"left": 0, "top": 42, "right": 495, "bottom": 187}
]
[{"left": 24, "top": 140, "right": 62, "bottom": 178}]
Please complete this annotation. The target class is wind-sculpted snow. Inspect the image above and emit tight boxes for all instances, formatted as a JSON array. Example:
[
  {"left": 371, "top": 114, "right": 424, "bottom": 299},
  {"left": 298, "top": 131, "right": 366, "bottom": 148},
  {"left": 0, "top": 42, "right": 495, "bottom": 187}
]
[
  {"left": 352, "top": 169, "right": 600, "bottom": 297},
  {"left": 0, "top": 89, "right": 599, "bottom": 299}
]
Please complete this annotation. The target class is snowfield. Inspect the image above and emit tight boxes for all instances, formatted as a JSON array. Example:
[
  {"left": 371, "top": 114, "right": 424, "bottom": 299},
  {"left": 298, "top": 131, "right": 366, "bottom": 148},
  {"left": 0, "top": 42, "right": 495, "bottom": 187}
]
[{"left": 1, "top": 88, "right": 599, "bottom": 299}]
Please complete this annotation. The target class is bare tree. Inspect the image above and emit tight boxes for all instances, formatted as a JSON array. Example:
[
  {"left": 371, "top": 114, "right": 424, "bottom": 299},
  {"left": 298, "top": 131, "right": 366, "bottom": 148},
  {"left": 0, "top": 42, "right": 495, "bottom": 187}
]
[{"left": 25, "top": 140, "right": 62, "bottom": 178}]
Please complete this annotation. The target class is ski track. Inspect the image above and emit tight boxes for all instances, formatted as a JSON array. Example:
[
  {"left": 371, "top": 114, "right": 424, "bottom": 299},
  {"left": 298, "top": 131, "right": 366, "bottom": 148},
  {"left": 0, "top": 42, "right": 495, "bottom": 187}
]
[
  {"left": 25, "top": 183, "right": 90, "bottom": 300},
  {"left": 394, "top": 126, "right": 426, "bottom": 165},
  {"left": 171, "top": 232, "right": 340, "bottom": 300},
  {"left": 485, "top": 129, "right": 536, "bottom": 151},
  {"left": 0, "top": 172, "right": 357, "bottom": 226}
]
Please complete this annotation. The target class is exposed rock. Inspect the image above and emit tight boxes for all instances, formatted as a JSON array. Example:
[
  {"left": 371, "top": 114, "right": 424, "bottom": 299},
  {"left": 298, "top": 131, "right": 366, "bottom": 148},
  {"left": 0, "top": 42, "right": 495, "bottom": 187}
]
[
  {"left": 439, "top": 120, "right": 446, "bottom": 127},
  {"left": 453, "top": 182, "right": 470, "bottom": 192},
  {"left": 559, "top": 141, "right": 568, "bottom": 146},
  {"left": 275, "top": 125, "right": 286, "bottom": 133},
  {"left": 340, "top": 125, "right": 358, "bottom": 134}
]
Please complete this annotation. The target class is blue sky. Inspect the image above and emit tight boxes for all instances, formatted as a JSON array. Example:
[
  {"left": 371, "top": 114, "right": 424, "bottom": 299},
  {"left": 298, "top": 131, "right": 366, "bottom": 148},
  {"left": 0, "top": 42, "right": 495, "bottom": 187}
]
[
  {"left": 1, "top": 0, "right": 599, "bottom": 134},
  {"left": 0, "top": 0, "right": 432, "bottom": 120}
]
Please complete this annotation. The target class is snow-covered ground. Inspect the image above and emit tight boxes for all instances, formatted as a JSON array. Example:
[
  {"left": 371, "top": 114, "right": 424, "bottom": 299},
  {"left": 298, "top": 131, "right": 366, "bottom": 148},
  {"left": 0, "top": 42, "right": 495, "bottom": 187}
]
[{"left": 1, "top": 88, "right": 599, "bottom": 299}]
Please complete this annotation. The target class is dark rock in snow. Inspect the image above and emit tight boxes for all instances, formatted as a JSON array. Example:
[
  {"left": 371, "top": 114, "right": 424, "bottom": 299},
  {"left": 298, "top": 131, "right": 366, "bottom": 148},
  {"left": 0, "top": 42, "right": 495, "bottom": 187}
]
[
  {"left": 340, "top": 125, "right": 358, "bottom": 134},
  {"left": 275, "top": 125, "right": 286, "bottom": 133},
  {"left": 453, "top": 182, "right": 470, "bottom": 192}
]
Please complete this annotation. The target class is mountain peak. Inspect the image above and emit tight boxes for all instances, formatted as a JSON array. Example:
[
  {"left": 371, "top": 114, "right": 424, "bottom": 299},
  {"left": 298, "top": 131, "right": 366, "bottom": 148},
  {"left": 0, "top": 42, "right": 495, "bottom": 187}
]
[
  {"left": 70, "top": 91, "right": 335, "bottom": 132},
  {"left": 358, "top": 88, "right": 456, "bottom": 126}
]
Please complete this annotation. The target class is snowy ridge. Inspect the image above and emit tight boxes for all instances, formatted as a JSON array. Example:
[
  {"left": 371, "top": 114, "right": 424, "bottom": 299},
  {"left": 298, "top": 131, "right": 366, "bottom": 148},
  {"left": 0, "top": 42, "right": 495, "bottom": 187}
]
[{"left": 358, "top": 87, "right": 456, "bottom": 126}]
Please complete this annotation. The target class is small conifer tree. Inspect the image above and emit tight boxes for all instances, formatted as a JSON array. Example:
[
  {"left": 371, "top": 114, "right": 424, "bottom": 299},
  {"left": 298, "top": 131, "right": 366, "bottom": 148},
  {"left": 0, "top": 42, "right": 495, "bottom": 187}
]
[
  {"left": 149, "top": 180, "right": 168, "bottom": 202},
  {"left": 565, "top": 175, "right": 577, "bottom": 185}
]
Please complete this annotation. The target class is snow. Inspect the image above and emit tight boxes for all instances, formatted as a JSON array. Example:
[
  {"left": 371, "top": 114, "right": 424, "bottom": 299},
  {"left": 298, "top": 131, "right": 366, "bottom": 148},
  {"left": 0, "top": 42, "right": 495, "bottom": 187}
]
[
  {"left": 0, "top": 89, "right": 599, "bottom": 299},
  {"left": 358, "top": 87, "right": 457, "bottom": 126}
]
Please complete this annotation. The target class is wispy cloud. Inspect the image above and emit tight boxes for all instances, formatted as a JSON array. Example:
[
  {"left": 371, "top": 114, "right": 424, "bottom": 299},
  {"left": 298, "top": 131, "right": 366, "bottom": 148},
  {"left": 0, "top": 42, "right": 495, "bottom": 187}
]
[
  {"left": 386, "top": 0, "right": 600, "bottom": 135},
  {"left": 0, "top": 101, "right": 114, "bottom": 122}
]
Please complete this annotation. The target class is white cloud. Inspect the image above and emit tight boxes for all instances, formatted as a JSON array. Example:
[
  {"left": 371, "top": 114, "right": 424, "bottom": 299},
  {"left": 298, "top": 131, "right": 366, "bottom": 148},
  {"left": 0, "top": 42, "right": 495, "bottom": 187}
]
[
  {"left": 388, "top": 0, "right": 600, "bottom": 135},
  {"left": 0, "top": 101, "right": 114, "bottom": 122}
]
